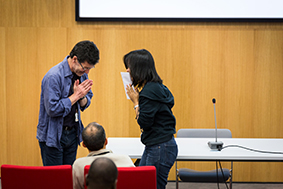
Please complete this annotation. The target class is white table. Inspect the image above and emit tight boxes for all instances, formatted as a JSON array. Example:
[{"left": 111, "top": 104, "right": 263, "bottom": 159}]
[
  {"left": 107, "top": 137, "right": 283, "bottom": 161},
  {"left": 107, "top": 137, "right": 283, "bottom": 189}
]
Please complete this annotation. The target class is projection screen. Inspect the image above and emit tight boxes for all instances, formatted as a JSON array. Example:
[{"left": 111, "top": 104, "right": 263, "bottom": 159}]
[{"left": 76, "top": 0, "right": 283, "bottom": 22}]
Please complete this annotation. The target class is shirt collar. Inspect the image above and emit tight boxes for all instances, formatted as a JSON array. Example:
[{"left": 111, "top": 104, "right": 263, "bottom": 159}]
[
  {"left": 62, "top": 55, "right": 73, "bottom": 78},
  {"left": 87, "top": 149, "right": 113, "bottom": 157}
]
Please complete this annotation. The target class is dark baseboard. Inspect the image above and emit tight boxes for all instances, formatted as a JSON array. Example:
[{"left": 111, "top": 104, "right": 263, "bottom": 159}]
[{"left": 167, "top": 180, "right": 283, "bottom": 184}]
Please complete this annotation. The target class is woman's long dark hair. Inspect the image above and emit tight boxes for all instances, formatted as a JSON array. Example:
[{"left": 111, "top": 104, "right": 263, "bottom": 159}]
[{"left": 123, "top": 49, "right": 162, "bottom": 88}]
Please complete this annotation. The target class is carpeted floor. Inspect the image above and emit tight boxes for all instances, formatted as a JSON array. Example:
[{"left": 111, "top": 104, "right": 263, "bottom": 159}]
[{"left": 166, "top": 182, "right": 283, "bottom": 189}]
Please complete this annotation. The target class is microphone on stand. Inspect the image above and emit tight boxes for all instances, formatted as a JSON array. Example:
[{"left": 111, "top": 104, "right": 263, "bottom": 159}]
[{"left": 208, "top": 98, "right": 223, "bottom": 151}]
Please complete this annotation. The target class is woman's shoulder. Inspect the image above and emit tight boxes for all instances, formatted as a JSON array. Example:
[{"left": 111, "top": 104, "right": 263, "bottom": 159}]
[
  {"left": 141, "top": 82, "right": 162, "bottom": 93},
  {"left": 144, "top": 82, "right": 162, "bottom": 89},
  {"left": 140, "top": 82, "right": 168, "bottom": 98}
]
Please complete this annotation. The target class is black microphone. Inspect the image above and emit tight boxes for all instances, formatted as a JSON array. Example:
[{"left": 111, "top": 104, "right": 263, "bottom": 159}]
[{"left": 208, "top": 98, "right": 223, "bottom": 151}]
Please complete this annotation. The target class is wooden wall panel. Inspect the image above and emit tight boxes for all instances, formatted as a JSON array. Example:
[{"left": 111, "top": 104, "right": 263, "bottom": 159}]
[
  {"left": 253, "top": 30, "right": 283, "bottom": 138},
  {"left": 0, "top": 0, "right": 283, "bottom": 182},
  {"left": 0, "top": 28, "right": 7, "bottom": 175},
  {"left": 5, "top": 28, "right": 41, "bottom": 165},
  {"left": 0, "top": 0, "right": 63, "bottom": 27}
]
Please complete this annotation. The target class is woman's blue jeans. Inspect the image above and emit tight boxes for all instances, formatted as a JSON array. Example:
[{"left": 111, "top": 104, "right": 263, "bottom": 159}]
[{"left": 139, "top": 137, "right": 178, "bottom": 189}]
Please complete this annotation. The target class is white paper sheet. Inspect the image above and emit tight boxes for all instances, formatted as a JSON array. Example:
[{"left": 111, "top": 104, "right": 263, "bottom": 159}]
[{"left": 121, "top": 72, "right": 132, "bottom": 99}]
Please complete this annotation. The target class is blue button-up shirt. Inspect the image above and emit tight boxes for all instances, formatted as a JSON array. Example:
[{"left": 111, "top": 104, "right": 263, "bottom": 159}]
[{"left": 36, "top": 56, "right": 93, "bottom": 150}]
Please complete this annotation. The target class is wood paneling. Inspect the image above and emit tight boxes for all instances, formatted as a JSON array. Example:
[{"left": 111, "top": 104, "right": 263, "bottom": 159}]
[
  {"left": 0, "top": 28, "right": 7, "bottom": 175},
  {"left": 5, "top": 28, "right": 41, "bottom": 165},
  {"left": 0, "top": 0, "right": 283, "bottom": 182}
]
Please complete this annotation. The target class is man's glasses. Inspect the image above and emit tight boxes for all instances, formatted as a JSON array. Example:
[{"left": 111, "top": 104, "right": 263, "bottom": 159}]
[{"left": 77, "top": 60, "right": 94, "bottom": 71}]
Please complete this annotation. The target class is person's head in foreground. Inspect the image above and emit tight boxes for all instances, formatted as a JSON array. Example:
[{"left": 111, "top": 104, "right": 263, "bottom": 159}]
[{"left": 85, "top": 157, "right": 118, "bottom": 189}]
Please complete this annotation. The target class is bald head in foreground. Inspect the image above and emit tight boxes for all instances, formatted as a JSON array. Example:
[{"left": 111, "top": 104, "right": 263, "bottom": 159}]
[
  {"left": 72, "top": 122, "right": 134, "bottom": 189},
  {"left": 86, "top": 157, "right": 118, "bottom": 189}
]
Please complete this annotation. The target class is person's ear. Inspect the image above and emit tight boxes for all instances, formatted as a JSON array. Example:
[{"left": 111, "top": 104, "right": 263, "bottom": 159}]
[
  {"left": 73, "top": 55, "right": 78, "bottom": 61},
  {"left": 113, "top": 179, "right": 117, "bottom": 189},
  {"left": 105, "top": 138, "right": 108, "bottom": 146},
  {"left": 85, "top": 174, "right": 89, "bottom": 186},
  {"left": 82, "top": 141, "right": 87, "bottom": 148}
]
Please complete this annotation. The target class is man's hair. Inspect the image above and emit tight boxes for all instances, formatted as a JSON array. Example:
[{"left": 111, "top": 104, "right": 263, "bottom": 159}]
[
  {"left": 69, "top": 40, "right": 100, "bottom": 66},
  {"left": 86, "top": 157, "right": 118, "bottom": 189},
  {"left": 123, "top": 49, "right": 162, "bottom": 88},
  {"left": 82, "top": 122, "right": 106, "bottom": 151}
]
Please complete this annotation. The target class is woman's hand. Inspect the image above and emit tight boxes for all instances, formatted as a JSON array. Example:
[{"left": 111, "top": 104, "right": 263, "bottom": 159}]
[{"left": 126, "top": 84, "right": 139, "bottom": 105}]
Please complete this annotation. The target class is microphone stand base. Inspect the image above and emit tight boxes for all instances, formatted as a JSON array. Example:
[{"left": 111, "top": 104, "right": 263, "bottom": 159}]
[{"left": 208, "top": 141, "right": 223, "bottom": 151}]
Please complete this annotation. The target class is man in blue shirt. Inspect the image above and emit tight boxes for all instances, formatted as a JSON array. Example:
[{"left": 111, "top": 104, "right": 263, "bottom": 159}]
[{"left": 36, "top": 40, "right": 99, "bottom": 166}]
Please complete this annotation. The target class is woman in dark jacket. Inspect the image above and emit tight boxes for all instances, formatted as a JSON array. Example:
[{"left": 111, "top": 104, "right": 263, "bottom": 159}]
[{"left": 124, "top": 49, "right": 178, "bottom": 189}]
